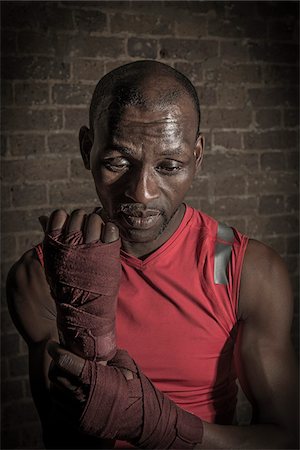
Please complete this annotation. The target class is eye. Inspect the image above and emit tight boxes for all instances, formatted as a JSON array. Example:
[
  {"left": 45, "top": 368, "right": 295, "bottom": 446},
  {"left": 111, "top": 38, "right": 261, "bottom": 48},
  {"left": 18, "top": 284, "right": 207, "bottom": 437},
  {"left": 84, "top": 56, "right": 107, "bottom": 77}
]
[
  {"left": 156, "top": 161, "right": 183, "bottom": 175},
  {"left": 102, "top": 157, "right": 130, "bottom": 172}
]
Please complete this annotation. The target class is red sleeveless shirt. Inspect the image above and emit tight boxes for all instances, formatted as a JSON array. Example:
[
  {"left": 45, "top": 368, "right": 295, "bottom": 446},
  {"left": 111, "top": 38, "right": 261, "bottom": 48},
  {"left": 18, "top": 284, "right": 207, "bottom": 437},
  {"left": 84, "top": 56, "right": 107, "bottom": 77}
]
[{"left": 35, "top": 205, "right": 248, "bottom": 427}]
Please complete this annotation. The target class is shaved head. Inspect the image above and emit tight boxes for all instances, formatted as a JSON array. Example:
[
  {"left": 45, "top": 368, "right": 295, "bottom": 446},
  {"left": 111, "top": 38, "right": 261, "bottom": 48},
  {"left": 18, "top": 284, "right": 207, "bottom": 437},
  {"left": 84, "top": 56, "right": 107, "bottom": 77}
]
[{"left": 89, "top": 60, "right": 201, "bottom": 140}]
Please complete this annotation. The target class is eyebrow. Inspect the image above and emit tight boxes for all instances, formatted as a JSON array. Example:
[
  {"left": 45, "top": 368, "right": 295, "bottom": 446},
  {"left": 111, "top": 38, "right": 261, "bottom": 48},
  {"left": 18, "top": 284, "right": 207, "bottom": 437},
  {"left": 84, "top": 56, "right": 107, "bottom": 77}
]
[{"left": 105, "top": 144, "right": 186, "bottom": 157}]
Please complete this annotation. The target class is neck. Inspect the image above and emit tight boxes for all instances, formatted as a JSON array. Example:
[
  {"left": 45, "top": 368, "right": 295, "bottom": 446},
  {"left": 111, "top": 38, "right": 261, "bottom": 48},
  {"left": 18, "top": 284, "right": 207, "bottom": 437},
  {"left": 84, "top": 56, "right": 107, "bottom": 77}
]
[{"left": 121, "top": 203, "right": 186, "bottom": 259}]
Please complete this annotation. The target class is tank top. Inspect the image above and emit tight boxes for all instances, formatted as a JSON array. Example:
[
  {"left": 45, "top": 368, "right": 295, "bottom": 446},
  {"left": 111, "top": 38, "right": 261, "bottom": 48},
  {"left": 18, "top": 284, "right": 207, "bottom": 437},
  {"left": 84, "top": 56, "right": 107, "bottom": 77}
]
[{"left": 35, "top": 205, "right": 248, "bottom": 428}]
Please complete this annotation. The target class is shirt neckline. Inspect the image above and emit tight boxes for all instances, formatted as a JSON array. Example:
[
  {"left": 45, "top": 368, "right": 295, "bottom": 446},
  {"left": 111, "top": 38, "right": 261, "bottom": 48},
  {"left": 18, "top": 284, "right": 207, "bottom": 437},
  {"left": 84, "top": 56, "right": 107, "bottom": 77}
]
[{"left": 120, "top": 203, "right": 194, "bottom": 270}]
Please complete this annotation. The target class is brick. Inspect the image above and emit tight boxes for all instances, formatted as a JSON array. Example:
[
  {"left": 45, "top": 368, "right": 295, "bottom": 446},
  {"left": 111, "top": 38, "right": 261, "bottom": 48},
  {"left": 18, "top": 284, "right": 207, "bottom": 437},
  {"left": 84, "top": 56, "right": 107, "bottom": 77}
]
[
  {"left": 248, "top": 88, "right": 298, "bottom": 108},
  {"left": 48, "top": 133, "right": 79, "bottom": 154},
  {"left": 11, "top": 185, "right": 47, "bottom": 207},
  {"left": 205, "top": 64, "right": 261, "bottom": 84},
  {"left": 208, "top": 18, "right": 244, "bottom": 39},
  {"left": 4, "top": 401, "right": 39, "bottom": 427},
  {"left": 213, "top": 131, "right": 242, "bottom": 150},
  {"left": 17, "top": 233, "right": 43, "bottom": 255},
  {"left": 1, "top": 235, "right": 17, "bottom": 261},
  {"left": 17, "top": 31, "right": 56, "bottom": 55},
  {"left": 1, "top": 30, "right": 17, "bottom": 56},
  {"left": 1, "top": 333, "right": 20, "bottom": 357},
  {"left": 64, "top": 108, "right": 89, "bottom": 130},
  {"left": 2, "top": 57, "right": 70, "bottom": 81},
  {"left": 2, "top": 159, "right": 68, "bottom": 184},
  {"left": 159, "top": 38, "right": 218, "bottom": 61},
  {"left": 214, "top": 175, "right": 246, "bottom": 196},
  {"left": 202, "top": 108, "right": 252, "bottom": 129},
  {"left": 226, "top": 2, "right": 257, "bottom": 19},
  {"left": 174, "top": 62, "right": 203, "bottom": 85},
  {"left": 10, "top": 135, "right": 46, "bottom": 157},
  {"left": 2, "top": 108, "right": 63, "bottom": 131},
  {"left": 263, "top": 236, "right": 285, "bottom": 255},
  {"left": 111, "top": 12, "right": 174, "bottom": 35},
  {"left": 285, "top": 151, "right": 299, "bottom": 170},
  {"left": 2, "top": 380, "right": 23, "bottom": 403},
  {"left": 263, "top": 65, "right": 299, "bottom": 86},
  {"left": 247, "top": 172, "right": 298, "bottom": 195},
  {"left": 175, "top": 15, "right": 207, "bottom": 38},
  {"left": 1, "top": 185, "right": 12, "bottom": 208},
  {"left": 255, "top": 109, "right": 281, "bottom": 129},
  {"left": 245, "top": 130, "right": 298, "bottom": 150},
  {"left": 287, "top": 236, "right": 299, "bottom": 255},
  {"left": 128, "top": 37, "right": 158, "bottom": 59},
  {"left": 1, "top": 359, "right": 8, "bottom": 381},
  {"left": 70, "top": 159, "right": 91, "bottom": 180},
  {"left": 1, "top": 310, "right": 16, "bottom": 334},
  {"left": 19, "top": 422, "right": 44, "bottom": 449},
  {"left": 1, "top": 134, "right": 8, "bottom": 157},
  {"left": 73, "top": 8, "right": 107, "bottom": 32},
  {"left": 52, "top": 83, "right": 93, "bottom": 106},
  {"left": 9, "top": 355, "right": 29, "bottom": 377},
  {"left": 261, "top": 152, "right": 285, "bottom": 171},
  {"left": 217, "top": 87, "right": 246, "bottom": 108},
  {"left": 196, "top": 86, "right": 217, "bottom": 106},
  {"left": 220, "top": 40, "right": 249, "bottom": 62},
  {"left": 256, "top": 1, "right": 298, "bottom": 19},
  {"left": 269, "top": 19, "right": 298, "bottom": 41},
  {"left": 248, "top": 42, "right": 298, "bottom": 64},
  {"left": 73, "top": 59, "right": 105, "bottom": 81},
  {"left": 1, "top": 429, "right": 21, "bottom": 449},
  {"left": 204, "top": 152, "right": 258, "bottom": 174},
  {"left": 258, "top": 195, "right": 285, "bottom": 214},
  {"left": 265, "top": 215, "right": 298, "bottom": 235},
  {"left": 285, "top": 255, "right": 298, "bottom": 276},
  {"left": 187, "top": 176, "right": 209, "bottom": 197},
  {"left": 14, "top": 82, "right": 49, "bottom": 106},
  {"left": 2, "top": 81, "right": 13, "bottom": 106},
  {"left": 286, "top": 194, "right": 299, "bottom": 213},
  {"left": 284, "top": 109, "right": 299, "bottom": 127},
  {"left": 49, "top": 182, "right": 98, "bottom": 206},
  {"left": 214, "top": 196, "right": 257, "bottom": 217},
  {"left": 56, "top": 35, "right": 125, "bottom": 58},
  {"left": 238, "top": 19, "right": 267, "bottom": 40}
]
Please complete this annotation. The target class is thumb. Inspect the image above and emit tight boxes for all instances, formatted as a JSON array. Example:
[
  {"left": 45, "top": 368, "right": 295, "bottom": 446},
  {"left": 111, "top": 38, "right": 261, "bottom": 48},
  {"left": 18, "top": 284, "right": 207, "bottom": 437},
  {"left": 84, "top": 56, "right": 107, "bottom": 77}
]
[
  {"left": 47, "top": 340, "right": 85, "bottom": 378},
  {"left": 101, "top": 222, "right": 120, "bottom": 244},
  {"left": 38, "top": 215, "right": 49, "bottom": 232}
]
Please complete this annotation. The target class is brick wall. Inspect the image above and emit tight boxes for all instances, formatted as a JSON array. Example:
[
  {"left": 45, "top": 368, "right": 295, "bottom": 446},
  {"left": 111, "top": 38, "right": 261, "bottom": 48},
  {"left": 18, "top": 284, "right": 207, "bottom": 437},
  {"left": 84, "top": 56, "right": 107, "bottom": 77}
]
[{"left": 1, "top": 1, "right": 299, "bottom": 448}]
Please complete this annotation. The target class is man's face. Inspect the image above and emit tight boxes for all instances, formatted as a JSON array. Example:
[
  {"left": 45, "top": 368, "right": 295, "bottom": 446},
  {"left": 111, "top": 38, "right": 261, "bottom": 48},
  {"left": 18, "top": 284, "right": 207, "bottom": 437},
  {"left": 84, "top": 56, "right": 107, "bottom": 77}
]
[{"left": 86, "top": 96, "right": 203, "bottom": 245}]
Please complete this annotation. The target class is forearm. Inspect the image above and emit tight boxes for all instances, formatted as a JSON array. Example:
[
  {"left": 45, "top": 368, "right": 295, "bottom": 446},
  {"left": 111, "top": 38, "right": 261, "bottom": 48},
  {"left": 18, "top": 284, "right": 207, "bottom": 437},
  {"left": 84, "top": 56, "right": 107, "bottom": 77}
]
[{"left": 196, "top": 421, "right": 297, "bottom": 449}]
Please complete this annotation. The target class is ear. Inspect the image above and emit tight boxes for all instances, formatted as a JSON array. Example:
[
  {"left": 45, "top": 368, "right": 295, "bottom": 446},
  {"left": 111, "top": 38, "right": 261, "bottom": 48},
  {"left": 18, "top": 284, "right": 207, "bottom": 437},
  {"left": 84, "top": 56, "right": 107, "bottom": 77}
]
[
  {"left": 79, "top": 126, "right": 93, "bottom": 170},
  {"left": 194, "top": 134, "right": 205, "bottom": 171}
]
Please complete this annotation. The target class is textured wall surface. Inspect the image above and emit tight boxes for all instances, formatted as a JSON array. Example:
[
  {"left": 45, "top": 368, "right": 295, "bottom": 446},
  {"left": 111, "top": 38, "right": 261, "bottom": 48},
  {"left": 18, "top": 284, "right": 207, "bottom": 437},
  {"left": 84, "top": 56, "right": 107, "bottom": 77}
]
[{"left": 1, "top": 1, "right": 299, "bottom": 448}]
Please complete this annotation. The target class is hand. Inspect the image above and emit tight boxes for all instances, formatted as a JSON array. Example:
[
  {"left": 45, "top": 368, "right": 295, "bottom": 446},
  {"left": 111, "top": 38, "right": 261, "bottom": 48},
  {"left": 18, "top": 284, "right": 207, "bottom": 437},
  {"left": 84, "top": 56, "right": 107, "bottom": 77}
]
[
  {"left": 41, "top": 209, "right": 121, "bottom": 361},
  {"left": 47, "top": 341, "right": 203, "bottom": 448}
]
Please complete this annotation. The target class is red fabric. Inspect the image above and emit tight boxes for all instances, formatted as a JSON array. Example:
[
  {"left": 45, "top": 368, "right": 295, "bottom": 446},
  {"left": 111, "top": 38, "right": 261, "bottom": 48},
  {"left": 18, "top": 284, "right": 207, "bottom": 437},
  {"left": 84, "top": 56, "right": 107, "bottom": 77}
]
[
  {"left": 42, "top": 230, "right": 121, "bottom": 361},
  {"left": 79, "top": 349, "right": 203, "bottom": 448},
  {"left": 116, "top": 205, "right": 248, "bottom": 428}
]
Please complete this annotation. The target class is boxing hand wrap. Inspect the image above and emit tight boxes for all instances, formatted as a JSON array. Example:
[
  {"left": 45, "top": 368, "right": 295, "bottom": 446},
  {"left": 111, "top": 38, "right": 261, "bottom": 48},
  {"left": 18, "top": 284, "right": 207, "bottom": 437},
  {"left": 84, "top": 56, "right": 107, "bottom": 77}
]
[
  {"left": 79, "top": 350, "right": 203, "bottom": 448},
  {"left": 43, "top": 230, "right": 121, "bottom": 361}
]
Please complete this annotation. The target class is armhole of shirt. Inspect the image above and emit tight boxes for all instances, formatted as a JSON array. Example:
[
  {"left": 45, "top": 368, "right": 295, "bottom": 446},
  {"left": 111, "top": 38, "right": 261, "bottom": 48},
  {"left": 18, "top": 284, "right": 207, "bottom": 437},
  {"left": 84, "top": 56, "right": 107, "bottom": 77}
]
[{"left": 231, "top": 230, "right": 249, "bottom": 321}]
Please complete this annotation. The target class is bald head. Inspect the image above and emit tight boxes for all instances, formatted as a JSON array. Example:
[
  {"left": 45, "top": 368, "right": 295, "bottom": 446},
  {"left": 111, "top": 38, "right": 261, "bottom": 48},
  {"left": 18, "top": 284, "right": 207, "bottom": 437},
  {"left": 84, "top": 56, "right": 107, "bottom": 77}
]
[{"left": 89, "top": 60, "right": 201, "bottom": 139}]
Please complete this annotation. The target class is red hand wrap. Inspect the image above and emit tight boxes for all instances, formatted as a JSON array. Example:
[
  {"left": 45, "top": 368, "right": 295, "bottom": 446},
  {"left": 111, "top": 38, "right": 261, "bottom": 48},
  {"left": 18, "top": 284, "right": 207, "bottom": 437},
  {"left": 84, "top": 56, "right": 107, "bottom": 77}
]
[
  {"left": 79, "top": 350, "right": 203, "bottom": 448},
  {"left": 43, "top": 231, "right": 121, "bottom": 361}
]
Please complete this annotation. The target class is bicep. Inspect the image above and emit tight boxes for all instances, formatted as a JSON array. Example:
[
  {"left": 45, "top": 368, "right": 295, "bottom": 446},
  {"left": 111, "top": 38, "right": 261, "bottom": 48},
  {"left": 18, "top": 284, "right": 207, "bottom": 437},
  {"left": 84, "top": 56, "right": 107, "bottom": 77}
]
[{"left": 237, "top": 240, "right": 298, "bottom": 432}]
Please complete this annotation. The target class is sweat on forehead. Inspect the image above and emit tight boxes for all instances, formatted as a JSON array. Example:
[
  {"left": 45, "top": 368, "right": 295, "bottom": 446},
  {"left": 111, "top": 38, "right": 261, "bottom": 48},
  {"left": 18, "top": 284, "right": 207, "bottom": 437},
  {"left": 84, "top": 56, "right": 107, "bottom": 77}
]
[{"left": 89, "top": 60, "right": 201, "bottom": 136}]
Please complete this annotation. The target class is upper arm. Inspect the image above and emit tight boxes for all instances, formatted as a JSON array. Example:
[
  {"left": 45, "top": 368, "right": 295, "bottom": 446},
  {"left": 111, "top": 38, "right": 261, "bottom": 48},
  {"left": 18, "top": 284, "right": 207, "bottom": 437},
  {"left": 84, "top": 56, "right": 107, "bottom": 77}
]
[{"left": 236, "top": 239, "right": 298, "bottom": 443}]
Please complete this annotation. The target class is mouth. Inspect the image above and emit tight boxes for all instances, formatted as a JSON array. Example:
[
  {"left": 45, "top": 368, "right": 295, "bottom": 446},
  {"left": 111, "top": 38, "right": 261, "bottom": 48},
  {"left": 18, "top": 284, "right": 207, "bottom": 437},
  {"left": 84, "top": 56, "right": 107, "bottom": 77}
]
[{"left": 119, "top": 211, "right": 161, "bottom": 230}]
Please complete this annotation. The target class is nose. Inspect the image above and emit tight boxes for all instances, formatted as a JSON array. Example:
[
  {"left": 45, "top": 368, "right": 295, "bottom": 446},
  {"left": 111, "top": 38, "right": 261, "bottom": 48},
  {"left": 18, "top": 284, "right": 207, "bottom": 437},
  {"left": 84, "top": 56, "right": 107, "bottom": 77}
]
[{"left": 125, "top": 166, "right": 160, "bottom": 204}]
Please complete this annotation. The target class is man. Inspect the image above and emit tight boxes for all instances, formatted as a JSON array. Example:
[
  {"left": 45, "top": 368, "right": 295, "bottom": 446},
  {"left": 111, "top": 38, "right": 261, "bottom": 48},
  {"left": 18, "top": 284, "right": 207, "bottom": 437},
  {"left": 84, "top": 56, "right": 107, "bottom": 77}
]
[{"left": 6, "top": 60, "right": 298, "bottom": 449}]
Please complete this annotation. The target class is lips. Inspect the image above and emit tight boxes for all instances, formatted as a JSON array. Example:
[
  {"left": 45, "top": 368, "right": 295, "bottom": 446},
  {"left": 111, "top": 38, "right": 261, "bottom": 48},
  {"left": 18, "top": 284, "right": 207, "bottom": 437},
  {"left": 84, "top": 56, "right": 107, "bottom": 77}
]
[{"left": 120, "top": 211, "right": 161, "bottom": 230}]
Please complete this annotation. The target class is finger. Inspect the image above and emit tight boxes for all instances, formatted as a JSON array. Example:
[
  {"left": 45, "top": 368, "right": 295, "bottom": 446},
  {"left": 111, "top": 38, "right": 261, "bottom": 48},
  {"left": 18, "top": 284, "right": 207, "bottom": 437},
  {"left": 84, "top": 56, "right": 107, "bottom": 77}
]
[
  {"left": 101, "top": 222, "right": 119, "bottom": 243},
  {"left": 66, "top": 209, "right": 86, "bottom": 234},
  {"left": 47, "top": 341, "right": 84, "bottom": 378},
  {"left": 46, "top": 209, "right": 68, "bottom": 233},
  {"left": 84, "top": 213, "right": 103, "bottom": 244},
  {"left": 38, "top": 215, "right": 49, "bottom": 232}
]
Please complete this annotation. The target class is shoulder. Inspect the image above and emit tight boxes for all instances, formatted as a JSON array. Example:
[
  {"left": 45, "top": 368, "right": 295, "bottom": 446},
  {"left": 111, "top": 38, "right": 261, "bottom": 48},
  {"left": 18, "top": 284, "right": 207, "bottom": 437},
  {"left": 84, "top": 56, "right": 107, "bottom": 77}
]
[
  {"left": 6, "top": 248, "right": 57, "bottom": 345},
  {"left": 238, "top": 239, "right": 294, "bottom": 327}
]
